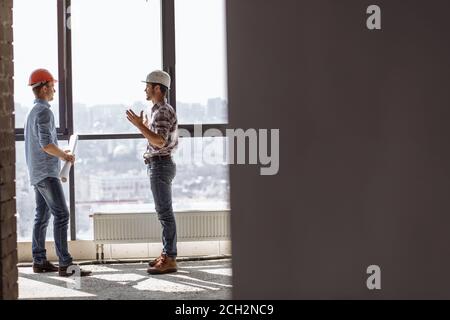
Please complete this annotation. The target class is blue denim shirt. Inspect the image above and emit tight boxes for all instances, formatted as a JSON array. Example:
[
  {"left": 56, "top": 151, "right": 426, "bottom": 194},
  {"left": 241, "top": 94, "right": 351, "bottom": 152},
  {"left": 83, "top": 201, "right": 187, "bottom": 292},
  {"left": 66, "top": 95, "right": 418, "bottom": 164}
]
[{"left": 24, "top": 99, "right": 61, "bottom": 186}]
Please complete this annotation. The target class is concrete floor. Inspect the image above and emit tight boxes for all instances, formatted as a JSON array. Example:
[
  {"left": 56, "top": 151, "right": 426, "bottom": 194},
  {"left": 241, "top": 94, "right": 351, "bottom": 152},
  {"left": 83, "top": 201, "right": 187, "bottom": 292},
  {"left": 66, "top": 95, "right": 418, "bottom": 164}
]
[{"left": 18, "top": 259, "right": 232, "bottom": 300}]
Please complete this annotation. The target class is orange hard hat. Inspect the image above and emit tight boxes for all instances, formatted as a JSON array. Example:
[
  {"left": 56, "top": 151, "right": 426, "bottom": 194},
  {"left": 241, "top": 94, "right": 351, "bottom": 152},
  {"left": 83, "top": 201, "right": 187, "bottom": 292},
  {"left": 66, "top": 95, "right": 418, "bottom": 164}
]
[{"left": 28, "top": 69, "right": 57, "bottom": 88}]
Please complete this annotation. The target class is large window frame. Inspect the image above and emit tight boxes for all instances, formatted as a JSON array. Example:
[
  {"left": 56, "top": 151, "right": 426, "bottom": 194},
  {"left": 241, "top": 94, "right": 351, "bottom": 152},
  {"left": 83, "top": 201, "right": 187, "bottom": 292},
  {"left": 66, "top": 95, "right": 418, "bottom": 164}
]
[{"left": 14, "top": 0, "right": 228, "bottom": 240}]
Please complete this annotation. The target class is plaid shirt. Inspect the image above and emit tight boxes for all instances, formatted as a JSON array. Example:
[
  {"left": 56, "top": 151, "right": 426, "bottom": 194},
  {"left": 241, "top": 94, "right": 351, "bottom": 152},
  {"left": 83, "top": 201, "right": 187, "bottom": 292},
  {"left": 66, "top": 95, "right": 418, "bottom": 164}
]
[{"left": 145, "top": 99, "right": 178, "bottom": 158}]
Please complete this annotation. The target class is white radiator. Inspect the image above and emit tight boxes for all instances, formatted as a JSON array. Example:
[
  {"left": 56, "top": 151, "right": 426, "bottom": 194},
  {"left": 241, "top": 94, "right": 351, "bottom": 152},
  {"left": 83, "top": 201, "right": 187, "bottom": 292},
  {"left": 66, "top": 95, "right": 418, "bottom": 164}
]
[{"left": 92, "top": 210, "right": 231, "bottom": 244}]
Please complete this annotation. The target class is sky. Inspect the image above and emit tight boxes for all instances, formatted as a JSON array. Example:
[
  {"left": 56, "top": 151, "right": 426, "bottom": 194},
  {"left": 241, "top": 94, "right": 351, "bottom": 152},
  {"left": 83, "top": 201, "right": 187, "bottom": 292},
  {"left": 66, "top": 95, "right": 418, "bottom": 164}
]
[{"left": 13, "top": 0, "right": 227, "bottom": 107}]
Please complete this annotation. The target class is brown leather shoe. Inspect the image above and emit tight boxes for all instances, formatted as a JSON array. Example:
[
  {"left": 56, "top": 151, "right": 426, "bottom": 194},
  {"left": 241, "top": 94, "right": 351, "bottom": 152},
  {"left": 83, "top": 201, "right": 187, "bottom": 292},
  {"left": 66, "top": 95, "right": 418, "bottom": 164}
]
[
  {"left": 147, "top": 254, "right": 177, "bottom": 275},
  {"left": 59, "top": 264, "right": 92, "bottom": 277},
  {"left": 148, "top": 252, "right": 164, "bottom": 267},
  {"left": 33, "top": 260, "right": 58, "bottom": 273}
]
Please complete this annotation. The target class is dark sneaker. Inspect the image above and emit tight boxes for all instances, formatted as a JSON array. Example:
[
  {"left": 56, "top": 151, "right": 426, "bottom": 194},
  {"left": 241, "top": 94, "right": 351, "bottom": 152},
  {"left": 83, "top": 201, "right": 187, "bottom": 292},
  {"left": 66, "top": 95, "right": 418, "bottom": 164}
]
[
  {"left": 59, "top": 264, "right": 92, "bottom": 277},
  {"left": 147, "top": 254, "right": 177, "bottom": 275},
  {"left": 148, "top": 252, "right": 164, "bottom": 267},
  {"left": 33, "top": 260, "right": 59, "bottom": 273}
]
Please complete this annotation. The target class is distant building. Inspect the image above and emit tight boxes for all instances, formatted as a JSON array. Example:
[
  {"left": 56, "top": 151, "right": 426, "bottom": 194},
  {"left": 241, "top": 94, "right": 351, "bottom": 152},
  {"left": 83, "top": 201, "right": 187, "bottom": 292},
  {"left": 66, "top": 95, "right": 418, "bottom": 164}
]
[
  {"left": 89, "top": 173, "right": 149, "bottom": 202},
  {"left": 206, "top": 98, "right": 227, "bottom": 122}
]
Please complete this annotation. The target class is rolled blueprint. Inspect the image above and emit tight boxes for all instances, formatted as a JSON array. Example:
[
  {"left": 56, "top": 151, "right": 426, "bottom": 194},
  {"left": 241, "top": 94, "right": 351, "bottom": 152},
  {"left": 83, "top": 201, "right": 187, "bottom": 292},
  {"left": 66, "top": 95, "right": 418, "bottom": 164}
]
[{"left": 60, "top": 134, "right": 78, "bottom": 183}]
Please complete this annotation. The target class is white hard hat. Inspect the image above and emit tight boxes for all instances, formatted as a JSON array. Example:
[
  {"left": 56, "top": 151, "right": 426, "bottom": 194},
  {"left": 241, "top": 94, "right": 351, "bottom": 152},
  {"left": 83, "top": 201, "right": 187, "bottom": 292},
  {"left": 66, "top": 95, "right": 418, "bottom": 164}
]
[{"left": 142, "top": 70, "right": 171, "bottom": 89}]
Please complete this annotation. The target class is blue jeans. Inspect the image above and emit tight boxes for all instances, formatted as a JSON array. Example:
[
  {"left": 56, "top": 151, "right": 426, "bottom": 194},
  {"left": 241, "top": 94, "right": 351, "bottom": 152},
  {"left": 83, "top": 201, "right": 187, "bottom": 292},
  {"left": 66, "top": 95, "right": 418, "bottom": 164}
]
[
  {"left": 32, "top": 177, "right": 73, "bottom": 266},
  {"left": 148, "top": 157, "right": 177, "bottom": 257}
]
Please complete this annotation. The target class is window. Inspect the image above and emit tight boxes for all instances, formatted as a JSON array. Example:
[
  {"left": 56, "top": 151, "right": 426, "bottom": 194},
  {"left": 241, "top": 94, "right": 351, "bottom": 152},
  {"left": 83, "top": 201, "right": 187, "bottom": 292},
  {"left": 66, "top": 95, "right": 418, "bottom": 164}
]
[
  {"left": 14, "top": 0, "right": 229, "bottom": 242},
  {"left": 75, "top": 137, "right": 229, "bottom": 240},
  {"left": 175, "top": 0, "right": 228, "bottom": 124},
  {"left": 74, "top": 139, "right": 150, "bottom": 239},
  {"left": 173, "top": 137, "right": 230, "bottom": 210},
  {"left": 71, "top": 0, "right": 162, "bottom": 134},
  {"left": 13, "top": 0, "right": 60, "bottom": 129}
]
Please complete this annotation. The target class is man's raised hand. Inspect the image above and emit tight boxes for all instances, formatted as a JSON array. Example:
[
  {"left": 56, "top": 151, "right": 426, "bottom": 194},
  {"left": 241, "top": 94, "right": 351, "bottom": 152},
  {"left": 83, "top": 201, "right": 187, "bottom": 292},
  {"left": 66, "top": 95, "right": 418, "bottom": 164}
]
[{"left": 126, "top": 109, "right": 144, "bottom": 129}]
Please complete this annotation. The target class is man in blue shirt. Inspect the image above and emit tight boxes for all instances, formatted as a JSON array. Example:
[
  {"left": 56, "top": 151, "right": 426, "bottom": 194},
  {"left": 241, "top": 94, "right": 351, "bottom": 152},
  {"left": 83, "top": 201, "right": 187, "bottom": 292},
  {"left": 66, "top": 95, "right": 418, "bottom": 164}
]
[{"left": 25, "top": 69, "right": 91, "bottom": 277}]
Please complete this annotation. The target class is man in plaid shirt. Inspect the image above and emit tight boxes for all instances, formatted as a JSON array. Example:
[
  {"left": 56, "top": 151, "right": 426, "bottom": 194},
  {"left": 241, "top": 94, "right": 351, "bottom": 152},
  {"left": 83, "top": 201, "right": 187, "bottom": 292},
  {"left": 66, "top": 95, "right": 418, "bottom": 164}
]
[{"left": 126, "top": 70, "right": 179, "bottom": 275}]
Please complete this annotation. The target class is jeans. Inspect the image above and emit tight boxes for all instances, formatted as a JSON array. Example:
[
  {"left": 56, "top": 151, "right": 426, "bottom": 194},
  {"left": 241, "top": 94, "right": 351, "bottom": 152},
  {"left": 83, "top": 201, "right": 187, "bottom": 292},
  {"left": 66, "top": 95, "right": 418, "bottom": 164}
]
[
  {"left": 148, "top": 157, "right": 177, "bottom": 257},
  {"left": 32, "top": 177, "right": 73, "bottom": 266}
]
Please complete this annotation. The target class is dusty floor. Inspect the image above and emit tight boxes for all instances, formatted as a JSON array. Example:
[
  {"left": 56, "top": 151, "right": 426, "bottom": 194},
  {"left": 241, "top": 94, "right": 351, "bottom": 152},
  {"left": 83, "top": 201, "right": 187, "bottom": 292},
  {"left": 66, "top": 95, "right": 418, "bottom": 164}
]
[{"left": 18, "top": 259, "right": 232, "bottom": 300}]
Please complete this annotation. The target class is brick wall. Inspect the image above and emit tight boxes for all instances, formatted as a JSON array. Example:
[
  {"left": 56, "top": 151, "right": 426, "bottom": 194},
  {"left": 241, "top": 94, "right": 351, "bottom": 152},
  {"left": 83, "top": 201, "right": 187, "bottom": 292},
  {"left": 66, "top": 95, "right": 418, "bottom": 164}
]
[{"left": 0, "top": 0, "right": 18, "bottom": 300}]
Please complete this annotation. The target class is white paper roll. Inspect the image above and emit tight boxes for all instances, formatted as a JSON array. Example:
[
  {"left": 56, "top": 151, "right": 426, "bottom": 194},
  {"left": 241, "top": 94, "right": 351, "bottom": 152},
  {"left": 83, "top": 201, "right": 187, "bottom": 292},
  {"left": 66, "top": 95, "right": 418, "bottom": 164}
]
[{"left": 60, "top": 134, "right": 78, "bottom": 183}]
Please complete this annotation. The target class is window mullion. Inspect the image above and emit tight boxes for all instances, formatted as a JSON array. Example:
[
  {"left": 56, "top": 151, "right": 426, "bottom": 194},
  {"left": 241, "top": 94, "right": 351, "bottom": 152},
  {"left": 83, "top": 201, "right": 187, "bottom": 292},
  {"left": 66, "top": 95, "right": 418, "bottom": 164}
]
[
  {"left": 161, "top": 0, "right": 176, "bottom": 110},
  {"left": 58, "top": 0, "right": 76, "bottom": 240}
]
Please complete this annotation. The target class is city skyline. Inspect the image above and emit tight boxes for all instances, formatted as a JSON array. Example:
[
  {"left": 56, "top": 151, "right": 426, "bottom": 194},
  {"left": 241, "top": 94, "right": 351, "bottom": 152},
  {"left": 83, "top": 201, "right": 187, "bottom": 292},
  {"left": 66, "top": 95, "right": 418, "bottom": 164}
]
[{"left": 15, "top": 98, "right": 230, "bottom": 241}]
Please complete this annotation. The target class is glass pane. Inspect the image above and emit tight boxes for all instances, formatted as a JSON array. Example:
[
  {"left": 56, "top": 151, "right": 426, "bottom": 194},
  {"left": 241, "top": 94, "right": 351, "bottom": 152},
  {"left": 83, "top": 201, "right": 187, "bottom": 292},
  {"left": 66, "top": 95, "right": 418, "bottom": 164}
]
[
  {"left": 71, "top": 0, "right": 162, "bottom": 134},
  {"left": 13, "top": 0, "right": 60, "bottom": 128},
  {"left": 75, "top": 138, "right": 230, "bottom": 240},
  {"left": 174, "top": 137, "right": 230, "bottom": 210},
  {"left": 175, "top": 0, "right": 228, "bottom": 124},
  {"left": 16, "top": 141, "right": 70, "bottom": 242}
]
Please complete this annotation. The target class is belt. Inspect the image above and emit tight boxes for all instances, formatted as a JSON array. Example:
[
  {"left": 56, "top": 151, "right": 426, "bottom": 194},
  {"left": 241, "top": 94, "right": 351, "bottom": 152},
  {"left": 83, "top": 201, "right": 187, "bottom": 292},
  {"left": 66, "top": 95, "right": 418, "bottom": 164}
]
[{"left": 144, "top": 154, "right": 172, "bottom": 164}]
